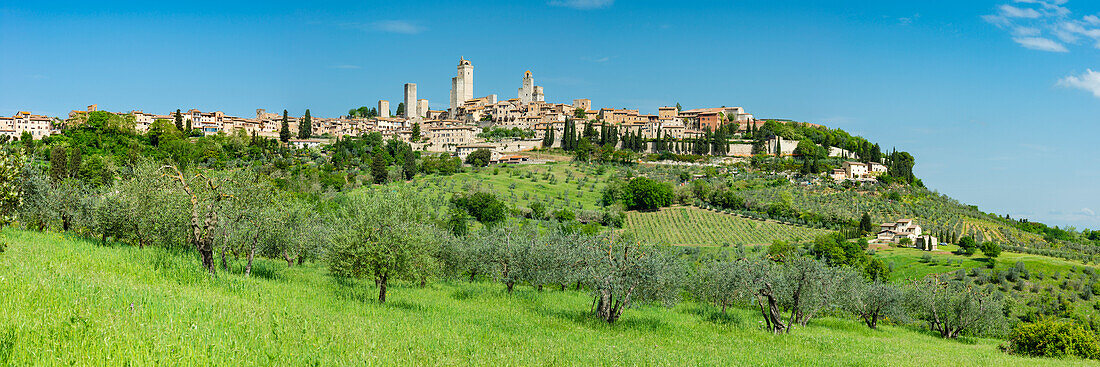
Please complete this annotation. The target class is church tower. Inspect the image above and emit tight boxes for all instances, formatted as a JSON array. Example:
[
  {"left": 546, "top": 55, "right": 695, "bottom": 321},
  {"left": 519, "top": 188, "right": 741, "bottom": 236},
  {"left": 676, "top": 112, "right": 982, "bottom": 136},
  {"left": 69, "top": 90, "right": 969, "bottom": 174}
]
[{"left": 450, "top": 57, "right": 474, "bottom": 115}]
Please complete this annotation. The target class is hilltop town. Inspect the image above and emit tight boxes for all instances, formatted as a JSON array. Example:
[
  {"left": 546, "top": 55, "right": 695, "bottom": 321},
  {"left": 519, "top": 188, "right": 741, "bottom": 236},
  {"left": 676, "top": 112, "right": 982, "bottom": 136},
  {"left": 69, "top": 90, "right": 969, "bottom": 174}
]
[{"left": 3, "top": 57, "right": 816, "bottom": 162}]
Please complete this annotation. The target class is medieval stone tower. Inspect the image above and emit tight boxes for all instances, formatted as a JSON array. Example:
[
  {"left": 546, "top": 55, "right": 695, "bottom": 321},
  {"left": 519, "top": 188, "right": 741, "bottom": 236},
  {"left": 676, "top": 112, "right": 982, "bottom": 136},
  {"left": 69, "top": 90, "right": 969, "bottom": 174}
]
[
  {"left": 449, "top": 57, "right": 474, "bottom": 115},
  {"left": 518, "top": 70, "right": 544, "bottom": 103},
  {"left": 404, "top": 83, "right": 417, "bottom": 119}
]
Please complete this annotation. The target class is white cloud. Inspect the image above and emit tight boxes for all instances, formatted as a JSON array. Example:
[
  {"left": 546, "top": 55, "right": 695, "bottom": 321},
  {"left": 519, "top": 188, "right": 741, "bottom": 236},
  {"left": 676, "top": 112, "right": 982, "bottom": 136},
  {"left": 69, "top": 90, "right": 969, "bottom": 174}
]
[
  {"left": 984, "top": 1, "right": 1100, "bottom": 52},
  {"left": 1058, "top": 69, "right": 1100, "bottom": 98},
  {"left": 548, "top": 0, "right": 613, "bottom": 10},
  {"left": 999, "top": 4, "right": 1042, "bottom": 18},
  {"left": 371, "top": 20, "right": 426, "bottom": 34},
  {"left": 1081, "top": 208, "right": 1097, "bottom": 217},
  {"left": 1012, "top": 26, "right": 1042, "bottom": 36},
  {"left": 1013, "top": 36, "right": 1069, "bottom": 51}
]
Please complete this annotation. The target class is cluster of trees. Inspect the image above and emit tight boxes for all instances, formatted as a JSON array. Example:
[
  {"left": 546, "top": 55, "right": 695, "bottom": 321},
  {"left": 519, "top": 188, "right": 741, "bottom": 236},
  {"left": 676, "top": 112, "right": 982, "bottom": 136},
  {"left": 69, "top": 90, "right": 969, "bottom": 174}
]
[
  {"left": 676, "top": 178, "right": 858, "bottom": 231},
  {"left": 18, "top": 160, "right": 324, "bottom": 276},
  {"left": 347, "top": 106, "right": 381, "bottom": 119},
  {"left": 600, "top": 177, "right": 673, "bottom": 211},
  {"left": 695, "top": 250, "right": 1005, "bottom": 337}
]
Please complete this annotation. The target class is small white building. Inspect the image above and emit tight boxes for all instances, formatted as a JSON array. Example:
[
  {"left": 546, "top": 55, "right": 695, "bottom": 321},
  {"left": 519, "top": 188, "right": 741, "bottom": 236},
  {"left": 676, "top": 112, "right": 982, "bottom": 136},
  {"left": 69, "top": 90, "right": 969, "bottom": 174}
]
[
  {"left": 289, "top": 139, "right": 326, "bottom": 149},
  {"left": 833, "top": 161, "right": 888, "bottom": 181},
  {"left": 455, "top": 143, "right": 499, "bottom": 161}
]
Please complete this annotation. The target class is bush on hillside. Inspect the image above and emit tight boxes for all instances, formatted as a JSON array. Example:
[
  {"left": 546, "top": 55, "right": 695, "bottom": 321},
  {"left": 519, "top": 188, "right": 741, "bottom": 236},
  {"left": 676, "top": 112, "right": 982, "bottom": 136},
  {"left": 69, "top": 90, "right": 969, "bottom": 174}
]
[
  {"left": 1006, "top": 318, "right": 1100, "bottom": 360},
  {"left": 621, "top": 177, "right": 672, "bottom": 211},
  {"left": 451, "top": 192, "right": 507, "bottom": 226},
  {"left": 465, "top": 149, "right": 491, "bottom": 167}
]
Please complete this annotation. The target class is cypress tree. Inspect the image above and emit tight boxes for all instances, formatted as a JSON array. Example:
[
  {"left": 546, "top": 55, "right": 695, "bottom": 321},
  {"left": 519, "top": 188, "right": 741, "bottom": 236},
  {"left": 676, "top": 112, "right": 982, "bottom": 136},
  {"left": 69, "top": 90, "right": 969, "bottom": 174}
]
[
  {"left": 371, "top": 152, "right": 388, "bottom": 184},
  {"left": 174, "top": 109, "right": 183, "bottom": 132},
  {"left": 549, "top": 126, "right": 555, "bottom": 148},
  {"left": 402, "top": 151, "right": 417, "bottom": 180},
  {"left": 299, "top": 109, "right": 312, "bottom": 139},
  {"left": 279, "top": 110, "right": 291, "bottom": 143}
]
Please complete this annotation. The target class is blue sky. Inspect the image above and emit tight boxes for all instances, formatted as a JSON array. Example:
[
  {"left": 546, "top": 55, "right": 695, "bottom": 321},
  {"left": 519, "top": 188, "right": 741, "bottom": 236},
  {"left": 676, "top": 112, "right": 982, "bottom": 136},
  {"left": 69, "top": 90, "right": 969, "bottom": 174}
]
[{"left": 2, "top": 0, "right": 1098, "bottom": 229}]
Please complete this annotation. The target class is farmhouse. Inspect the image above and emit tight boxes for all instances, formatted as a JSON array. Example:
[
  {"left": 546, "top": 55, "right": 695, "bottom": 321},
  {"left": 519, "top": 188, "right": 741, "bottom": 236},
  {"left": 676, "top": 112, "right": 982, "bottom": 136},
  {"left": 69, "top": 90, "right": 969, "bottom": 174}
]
[
  {"left": 877, "top": 219, "right": 922, "bottom": 243},
  {"left": 833, "top": 161, "right": 887, "bottom": 181}
]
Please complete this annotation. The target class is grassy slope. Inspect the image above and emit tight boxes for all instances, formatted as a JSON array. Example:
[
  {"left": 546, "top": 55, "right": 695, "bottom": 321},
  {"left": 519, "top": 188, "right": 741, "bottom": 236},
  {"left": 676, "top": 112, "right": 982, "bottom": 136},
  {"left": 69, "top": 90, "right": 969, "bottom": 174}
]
[
  {"left": 625, "top": 206, "right": 831, "bottom": 246},
  {"left": 413, "top": 163, "right": 609, "bottom": 212},
  {"left": 0, "top": 230, "right": 1093, "bottom": 366},
  {"left": 874, "top": 243, "right": 1100, "bottom": 319}
]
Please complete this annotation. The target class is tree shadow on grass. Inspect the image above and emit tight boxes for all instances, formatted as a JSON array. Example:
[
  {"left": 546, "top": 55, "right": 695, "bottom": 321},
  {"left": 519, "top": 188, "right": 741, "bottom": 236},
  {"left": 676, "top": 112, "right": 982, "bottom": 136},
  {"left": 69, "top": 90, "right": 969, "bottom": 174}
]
[
  {"left": 329, "top": 277, "right": 434, "bottom": 312},
  {"left": 536, "top": 307, "right": 668, "bottom": 332},
  {"left": 386, "top": 300, "right": 429, "bottom": 312},
  {"left": 677, "top": 304, "right": 747, "bottom": 327}
]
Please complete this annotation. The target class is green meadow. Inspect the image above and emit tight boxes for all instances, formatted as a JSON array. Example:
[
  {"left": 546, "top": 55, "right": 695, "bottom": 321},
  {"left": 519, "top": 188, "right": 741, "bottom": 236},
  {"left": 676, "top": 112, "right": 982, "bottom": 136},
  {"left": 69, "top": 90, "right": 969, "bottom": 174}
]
[{"left": 0, "top": 229, "right": 1092, "bottom": 366}]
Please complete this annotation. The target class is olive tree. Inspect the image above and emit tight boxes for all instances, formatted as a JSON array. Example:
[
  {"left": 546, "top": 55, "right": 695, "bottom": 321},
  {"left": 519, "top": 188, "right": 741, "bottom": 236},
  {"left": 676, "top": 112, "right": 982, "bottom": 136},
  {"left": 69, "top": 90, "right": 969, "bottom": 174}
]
[
  {"left": 0, "top": 149, "right": 22, "bottom": 252},
  {"left": 163, "top": 165, "right": 234, "bottom": 275},
  {"left": 579, "top": 233, "right": 686, "bottom": 323},
  {"left": 116, "top": 161, "right": 189, "bottom": 249},
  {"left": 439, "top": 232, "right": 488, "bottom": 281},
  {"left": 841, "top": 280, "right": 903, "bottom": 329},
  {"left": 273, "top": 199, "right": 331, "bottom": 267},
  {"left": 327, "top": 188, "right": 442, "bottom": 303},
  {"left": 90, "top": 188, "right": 129, "bottom": 245},
  {"left": 467, "top": 226, "right": 528, "bottom": 292},
  {"left": 775, "top": 257, "right": 860, "bottom": 330},
  {"left": 692, "top": 259, "right": 758, "bottom": 314},
  {"left": 18, "top": 165, "right": 54, "bottom": 231},
  {"left": 217, "top": 172, "right": 283, "bottom": 275},
  {"left": 906, "top": 275, "right": 1006, "bottom": 338},
  {"left": 52, "top": 178, "right": 92, "bottom": 232},
  {"left": 734, "top": 256, "right": 856, "bottom": 334}
]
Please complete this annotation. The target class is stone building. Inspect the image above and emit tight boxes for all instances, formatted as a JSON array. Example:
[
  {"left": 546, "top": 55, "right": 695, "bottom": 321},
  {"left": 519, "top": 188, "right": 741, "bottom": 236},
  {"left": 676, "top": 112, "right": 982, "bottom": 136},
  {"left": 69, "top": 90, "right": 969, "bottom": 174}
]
[
  {"left": 417, "top": 99, "right": 430, "bottom": 119},
  {"left": 404, "top": 83, "right": 418, "bottom": 119},
  {"left": 0, "top": 111, "right": 55, "bottom": 140},
  {"left": 573, "top": 99, "right": 592, "bottom": 112},
  {"left": 877, "top": 219, "right": 923, "bottom": 243},
  {"left": 378, "top": 100, "right": 390, "bottom": 118},
  {"left": 449, "top": 57, "right": 474, "bottom": 115},
  {"left": 518, "top": 70, "right": 544, "bottom": 103}
]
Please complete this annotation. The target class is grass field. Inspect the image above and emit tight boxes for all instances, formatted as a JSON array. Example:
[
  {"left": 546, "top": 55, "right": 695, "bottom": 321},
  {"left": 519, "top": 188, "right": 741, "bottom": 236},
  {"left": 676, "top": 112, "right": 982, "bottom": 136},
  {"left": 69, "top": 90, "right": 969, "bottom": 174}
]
[
  {"left": 412, "top": 162, "right": 611, "bottom": 213},
  {"left": 872, "top": 243, "right": 1100, "bottom": 319},
  {"left": 4, "top": 229, "right": 1095, "bottom": 366},
  {"left": 624, "top": 206, "right": 832, "bottom": 246}
]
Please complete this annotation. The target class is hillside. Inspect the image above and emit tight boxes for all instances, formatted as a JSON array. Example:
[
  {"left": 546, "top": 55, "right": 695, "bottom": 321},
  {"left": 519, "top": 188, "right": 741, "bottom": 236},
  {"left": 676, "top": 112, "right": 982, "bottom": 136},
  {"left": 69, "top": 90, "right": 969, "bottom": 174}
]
[
  {"left": 736, "top": 182, "right": 1043, "bottom": 246},
  {"left": 0, "top": 229, "right": 1092, "bottom": 366}
]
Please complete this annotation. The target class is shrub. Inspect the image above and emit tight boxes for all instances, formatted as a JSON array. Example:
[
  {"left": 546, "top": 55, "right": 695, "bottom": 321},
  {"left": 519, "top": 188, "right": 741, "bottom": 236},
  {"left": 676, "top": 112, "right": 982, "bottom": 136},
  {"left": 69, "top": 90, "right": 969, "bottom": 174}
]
[
  {"left": 1007, "top": 318, "right": 1100, "bottom": 360},
  {"left": 451, "top": 192, "right": 507, "bottom": 226},
  {"left": 465, "top": 149, "right": 491, "bottom": 167},
  {"left": 621, "top": 177, "right": 673, "bottom": 211}
]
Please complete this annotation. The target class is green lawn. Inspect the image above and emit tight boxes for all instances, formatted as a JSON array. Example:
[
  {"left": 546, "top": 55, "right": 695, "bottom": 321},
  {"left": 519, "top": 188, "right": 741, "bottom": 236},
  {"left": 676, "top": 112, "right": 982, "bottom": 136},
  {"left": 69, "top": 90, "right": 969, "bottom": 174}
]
[
  {"left": 0, "top": 229, "right": 1093, "bottom": 366},
  {"left": 875, "top": 244, "right": 1099, "bottom": 282},
  {"left": 625, "top": 206, "right": 832, "bottom": 246},
  {"left": 412, "top": 163, "right": 611, "bottom": 212}
]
